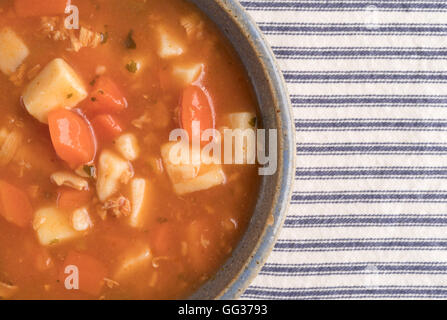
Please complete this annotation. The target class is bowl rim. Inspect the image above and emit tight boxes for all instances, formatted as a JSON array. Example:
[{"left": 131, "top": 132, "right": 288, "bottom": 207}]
[{"left": 195, "top": 0, "right": 295, "bottom": 300}]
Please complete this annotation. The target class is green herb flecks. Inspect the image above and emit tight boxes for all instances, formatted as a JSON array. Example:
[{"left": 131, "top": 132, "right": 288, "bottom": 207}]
[
  {"left": 83, "top": 165, "right": 96, "bottom": 178},
  {"left": 125, "top": 60, "right": 138, "bottom": 73},
  {"left": 124, "top": 30, "right": 137, "bottom": 49}
]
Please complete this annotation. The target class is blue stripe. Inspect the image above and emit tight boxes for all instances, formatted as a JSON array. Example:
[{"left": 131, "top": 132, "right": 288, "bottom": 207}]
[
  {"left": 291, "top": 95, "right": 447, "bottom": 107},
  {"left": 241, "top": 1, "right": 447, "bottom": 12},
  {"left": 295, "top": 167, "right": 447, "bottom": 180},
  {"left": 275, "top": 238, "right": 447, "bottom": 252},
  {"left": 261, "top": 262, "right": 447, "bottom": 276},
  {"left": 285, "top": 214, "right": 447, "bottom": 228},
  {"left": 296, "top": 143, "right": 447, "bottom": 155},
  {"left": 295, "top": 119, "right": 447, "bottom": 131},
  {"left": 242, "top": 286, "right": 447, "bottom": 299},
  {"left": 284, "top": 71, "right": 447, "bottom": 83},
  {"left": 291, "top": 191, "right": 447, "bottom": 204},
  {"left": 259, "top": 23, "right": 447, "bottom": 36},
  {"left": 273, "top": 47, "right": 447, "bottom": 60}
]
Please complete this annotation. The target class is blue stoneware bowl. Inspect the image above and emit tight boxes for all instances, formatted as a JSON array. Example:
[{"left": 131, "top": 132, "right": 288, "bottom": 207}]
[{"left": 187, "top": 0, "right": 295, "bottom": 299}]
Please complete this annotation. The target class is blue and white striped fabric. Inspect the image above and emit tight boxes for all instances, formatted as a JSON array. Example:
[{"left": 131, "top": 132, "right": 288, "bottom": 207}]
[{"left": 240, "top": 0, "right": 447, "bottom": 300}]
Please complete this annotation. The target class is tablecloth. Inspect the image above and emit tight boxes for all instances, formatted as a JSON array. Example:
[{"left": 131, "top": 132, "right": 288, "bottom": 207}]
[{"left": 240, "top": 0, "right": 447, "bottom": 300}]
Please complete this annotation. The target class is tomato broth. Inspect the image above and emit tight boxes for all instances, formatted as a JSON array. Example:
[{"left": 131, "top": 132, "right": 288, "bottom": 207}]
[{"left": 0, "top": 0, "right": 260, "bottom": 300}]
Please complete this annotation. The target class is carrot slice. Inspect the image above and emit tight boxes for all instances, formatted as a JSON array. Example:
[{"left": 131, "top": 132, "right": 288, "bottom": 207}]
[
  {"left": 180, "top": 85, "right": 215, "bottom": 141},
  {"left": 48, "top": 109, "right": 96, "bottom": 168},
  {"left": 91, "top": 114, "right": 123, "bottom": 142},
  {"left": 0, "top": 181, "right": 33, "bottom": 228},
  {"left": 60, "top": 251, "right": 107, "bottom": 296},
  {"left": 14, "top": 0, "right": 70, "bottom": 17},
  {"left": 84, "top": 77, "right": 128, "bottom": 115},
  {"left": 57, "top": 187, "right": 92, "bottom": 210}
]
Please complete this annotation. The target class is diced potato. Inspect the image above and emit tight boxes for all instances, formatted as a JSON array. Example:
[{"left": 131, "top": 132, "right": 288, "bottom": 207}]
[
  {"left": 96, "top": 150, "right": 133, "bottom": 202},
  {"left": 227, "top": 112, "right": 257, "bottom": 130},
  {"left": 50, "top": 171, "right": 89, "bottom": 191},
  {"left": 115, "top": 133, "right": 140, "bottom": 161},
  {"left": 161, "top": 142, "right": 200, "bottom": 184},
  {"left": 114, "top": 246, "right": 152, "bottom": 280},
  {"left": 180, "top": 14, "right": 203, "bottom": 38},
  {"left": 33, "top": 207, "right": 80, "bottom": 246},
  {"left": 157, "top": 27, "right": 185, "bottom": 58},
  {"left": 0, "top": 129, "right": 22, "bottom": 166},
  {"left": 0, "top": 28, "right": 29, "bottom": 75},
  {"left": 172, "top": 63, "right": 203, "bottom": 85},
  {"left": 71, "top": 207, "right": 93, "bottom": 231},
  {"left": 174, "top": 168, "right": 226, "bottom": 195},
  {"left": 22, "top": 58, "right": 88, "bottom": 123},
  {"left": 161, "top": 142, "right": 226, "bottom": 195},
  {"left": 225, "top": 112, "right": 257, "bottom": 164},
  {"left": 129, "top": 178, "right": 152, "bottom": 228}
]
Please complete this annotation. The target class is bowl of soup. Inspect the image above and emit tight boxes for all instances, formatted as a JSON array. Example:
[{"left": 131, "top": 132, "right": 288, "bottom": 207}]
[{"left": 0, "top": 0, "right": 294, "bottom": 300}]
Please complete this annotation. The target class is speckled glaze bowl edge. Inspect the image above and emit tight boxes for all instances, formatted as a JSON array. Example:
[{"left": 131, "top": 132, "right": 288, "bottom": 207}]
[{"left": 187, "top": 0, "right": 295, "bottom": 300}]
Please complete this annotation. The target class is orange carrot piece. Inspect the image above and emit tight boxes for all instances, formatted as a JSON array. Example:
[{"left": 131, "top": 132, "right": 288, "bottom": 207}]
[
  {"left": 60, "top": 251, "right": 107, "bottom": 296},
  {"left": 84, "top": 77, "right": 128, "bottom": 115},
  {"left": 180, "top": 85, "right": 215, "bottom": 141},
  {"left": 0, "top": 181, "right": 33, "bottom": 228},
  {"left": 57, "top": 187, "right": 92, "bottom": 210},
  {"left": 91, "top": 114, "right": 123, "bottom": 142},
  {"left": 14, "top": 0, "right": 70, "bottom": 17},
  {"left": 48, "top": 109, "right": 96, "bottom": 168}
]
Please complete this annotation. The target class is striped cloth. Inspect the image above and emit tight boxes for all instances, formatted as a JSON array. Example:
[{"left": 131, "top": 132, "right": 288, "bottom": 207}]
[{"left": 240, "top": 0, "right": 447, "bottom": 300}]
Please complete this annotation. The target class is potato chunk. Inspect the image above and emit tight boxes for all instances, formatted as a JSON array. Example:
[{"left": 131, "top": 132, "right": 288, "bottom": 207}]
[
  {"left": 71, "top": 207, "right": 93, "bottom": 231},
  {"left": 96, "top": 150, "right": 133, "bottom": 202},
  {"left": 115, "top": 133, "right": 140, "bottom": 161},
  {"left": 161, "top": 142, "right": 226, "bottom": 195},
  {"left": 173, "top": 168, "right": 226, "bottom": 195},
  {"left": 0, "top": 28, "right": 29, "bottom": 75},
  {"left": 22, "top": 58, "right": 88, "bottom": 123},
  {"left": 129, "top": 178, "right": 152, "bottom": 228},
  {"left": 225, "top": 112, "right": 257, "bottom": 164},
  {"left": 161, "top": 142, "right": 200, "bottom": 184},
  {"left": 0, "top": 128, "right": 22, "bottom": 166},
  {"left": 50, "top": 171, "right": 89, "bottom": 191},
  {"left": 172, "top": 63, "right": 203, "bottom": 85},
  {"left": 157, "top": 27, "right": 185, "bottom": 58},
  {"left": 33, "top": 207, "right": 80, "bottom": 246}
]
